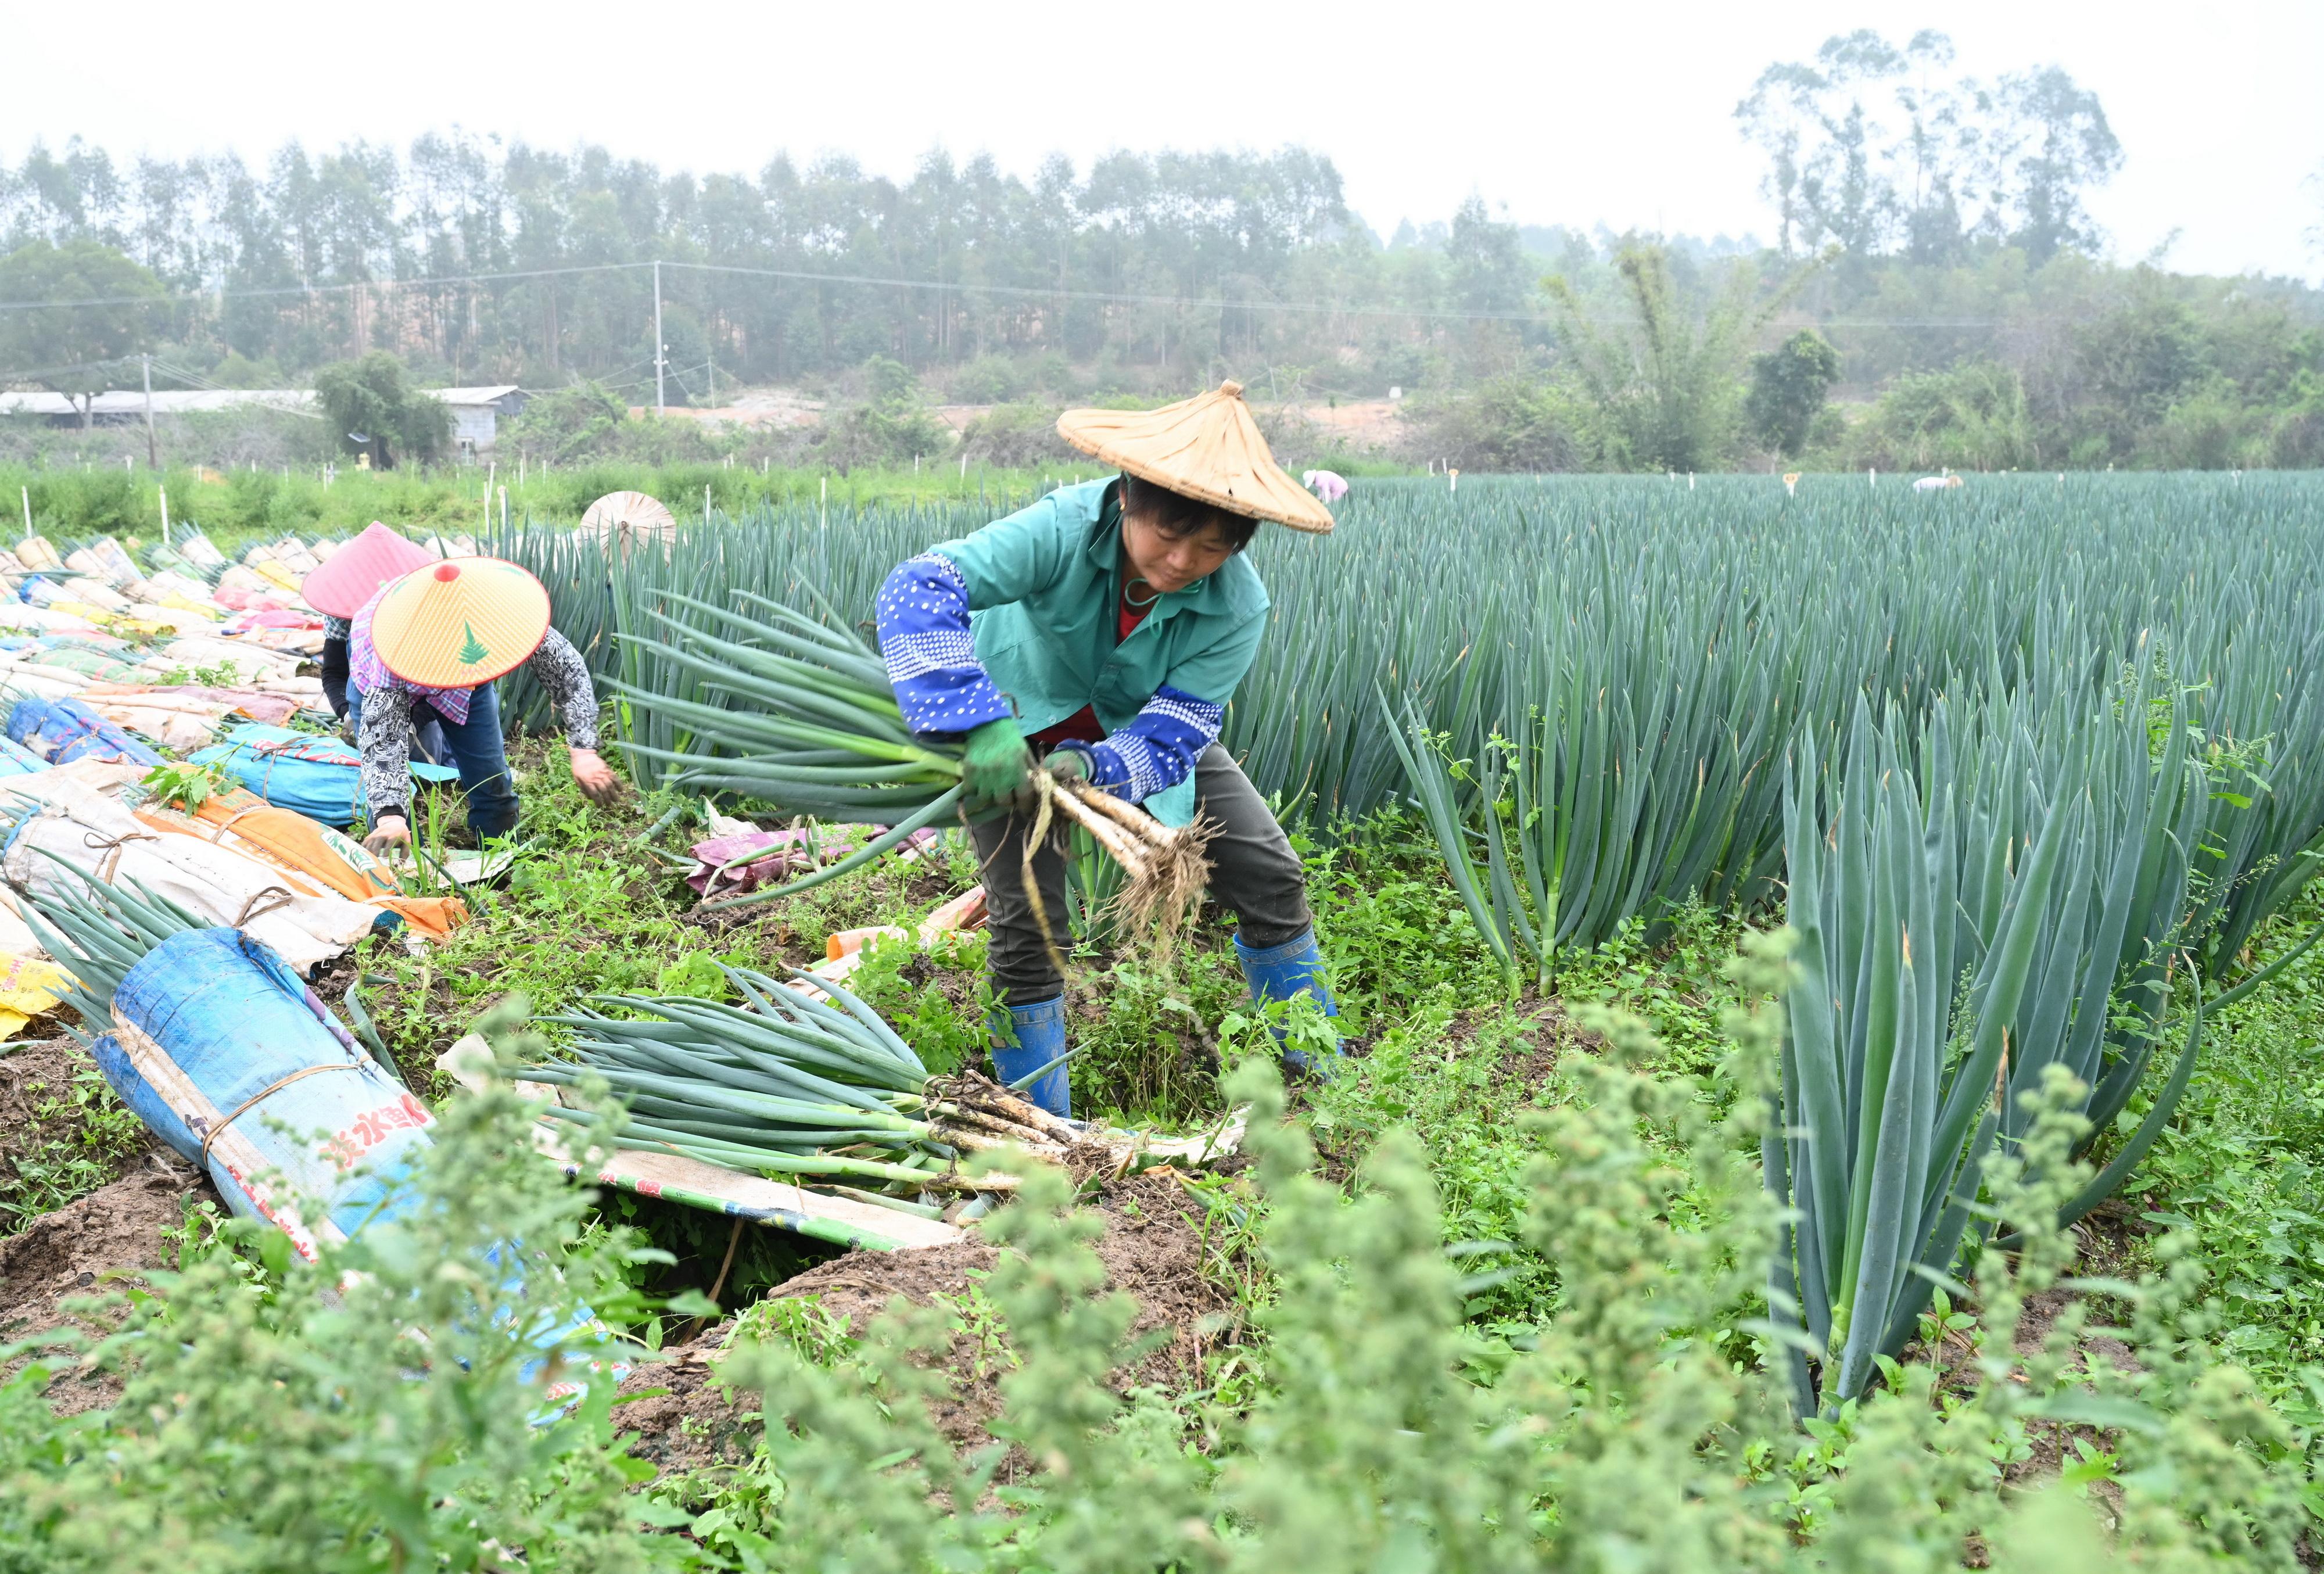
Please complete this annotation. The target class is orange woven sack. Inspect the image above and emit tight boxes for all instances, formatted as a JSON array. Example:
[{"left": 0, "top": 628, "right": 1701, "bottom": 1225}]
[{"left": 134, "top": 786, "right": 468, "bottom": 939}]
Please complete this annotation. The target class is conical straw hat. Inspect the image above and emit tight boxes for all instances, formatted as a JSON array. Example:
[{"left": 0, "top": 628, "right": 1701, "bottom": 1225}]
[
  {"left": 579, "top": 489, "right": 678, "bottom": 546},
  {"left": 301, "top": 522, "right": 439, "bottom": 618},
  {"left": 1055, "top": 381, "right": 1334, "bottom": 534},
  {"left": 371, "top": 558, "right": 551, "bottom": 689}
]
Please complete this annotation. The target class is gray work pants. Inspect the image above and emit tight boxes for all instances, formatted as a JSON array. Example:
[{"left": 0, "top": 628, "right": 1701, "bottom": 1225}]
[{"left": 969, "top": 744, "right": 1311, "bottom": 1006}]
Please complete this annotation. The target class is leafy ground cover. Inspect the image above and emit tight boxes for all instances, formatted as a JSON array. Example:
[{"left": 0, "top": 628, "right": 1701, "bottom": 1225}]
[
  {"left": 377, "top": 733, "right": 2324, "bottom": 1491},
  {"left": 6, "top": 725, "right": 2324, "bottom": 1563},
  {"left": 0, "top": 1038, "right": 148, "bottom": 1235}
]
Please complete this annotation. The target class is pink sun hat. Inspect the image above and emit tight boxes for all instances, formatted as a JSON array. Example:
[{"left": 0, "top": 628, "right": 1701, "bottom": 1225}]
[{"left": 300, "top": 522, "right": 440, "bottom": 619}]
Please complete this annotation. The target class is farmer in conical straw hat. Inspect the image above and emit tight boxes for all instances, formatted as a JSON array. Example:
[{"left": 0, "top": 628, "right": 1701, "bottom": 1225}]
[
  {"left": 876, "top": 381, "right": 1340, "bottom": 1117},
  {"left": 303, "top": 521, "right": 440, "bottom": 720},
  {"left": 344, "top": 558, "right": 620, "bottom": 856}
]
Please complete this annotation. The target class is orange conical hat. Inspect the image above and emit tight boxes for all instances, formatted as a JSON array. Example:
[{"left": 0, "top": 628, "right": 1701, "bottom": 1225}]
[
  {"left": 1055, "top": 381, "right": 1334, "bottom": 535},
  {"left": 371, "top": 558, "right": 551, "bottom": 689},
  {"left": 301, "top": 522, "right": 439, "bottom": 618}
]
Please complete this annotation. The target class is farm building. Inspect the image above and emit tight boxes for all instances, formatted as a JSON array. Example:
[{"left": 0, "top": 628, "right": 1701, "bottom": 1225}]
[
  {"left": 0, "top": 389, "right": 316, "bottom": 424},
  {"left": 0, "top": 385, "right": 528, "bottom": 456},
  {"left": 433, "top": 386, "right": 529, "bottom": 455}
]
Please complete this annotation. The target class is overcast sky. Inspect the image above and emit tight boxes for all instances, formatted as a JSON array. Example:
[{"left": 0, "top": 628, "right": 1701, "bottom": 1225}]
[{"left": 7, "top": 0, "right": 2319, "bottom": 280}]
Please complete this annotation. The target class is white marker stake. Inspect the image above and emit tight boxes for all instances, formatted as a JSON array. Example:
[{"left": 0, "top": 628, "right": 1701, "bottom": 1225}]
[
  {"left": 20, "top": 486, "right": 30, "bottom": 536},
  {"left": 159, "top": 486, "right": 171, "bottom": 547}
]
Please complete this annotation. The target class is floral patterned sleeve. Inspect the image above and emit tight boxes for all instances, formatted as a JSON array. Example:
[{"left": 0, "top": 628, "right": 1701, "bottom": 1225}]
[
  {"left": 357, "top": 681, "right": 418, "bottom": 820},
  {"left": 526, "top": 626, "right": 600, "bottom": 750}
]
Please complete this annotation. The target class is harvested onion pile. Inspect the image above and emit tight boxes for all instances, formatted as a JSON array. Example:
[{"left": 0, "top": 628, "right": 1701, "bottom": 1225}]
[{"left": 526, "top": 964, "right": 1081, "bottom": 1219}]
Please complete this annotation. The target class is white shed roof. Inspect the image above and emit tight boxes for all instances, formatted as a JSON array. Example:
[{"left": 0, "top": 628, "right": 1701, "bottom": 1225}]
[
  {"left": 2, "top": 385, "right": 521, "bottom": 415},
  {"left": 0, "top": 388, "right": 315, "bottom": 415},
  {"left": 429, "top": 386, "right": 522, "bottom": 407}
]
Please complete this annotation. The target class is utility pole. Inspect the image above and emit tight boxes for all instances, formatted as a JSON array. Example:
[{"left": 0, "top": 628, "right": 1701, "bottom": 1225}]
[
  {"left": 653, "top": 260, "right": 666, "bottom": 414},
  {"left": 141, "top": 354, "right": 157, "bottom": 470}
]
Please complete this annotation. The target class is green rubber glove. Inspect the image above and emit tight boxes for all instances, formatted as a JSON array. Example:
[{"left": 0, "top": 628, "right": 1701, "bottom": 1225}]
[
  {"left": 960, "top": 719, "right": 1035, "bottom": 814},
  {"left": 1042, "top": 749, "right": 1089, "bottom": 786}
]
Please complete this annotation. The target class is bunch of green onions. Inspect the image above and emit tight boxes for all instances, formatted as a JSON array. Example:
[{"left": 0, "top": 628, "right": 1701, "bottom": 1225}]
[
  {"left": 13, "top": 855, "right": 209, "bottom": 1039},
  {"left": 526, "top": 963, "right": 1079, "bottom": 1218},
  {"left": 15, "top": 851, "right": 406, "bottom": 1084},
  {"left": 609, "top": 590, "right": 1203, "bottom": 921}
]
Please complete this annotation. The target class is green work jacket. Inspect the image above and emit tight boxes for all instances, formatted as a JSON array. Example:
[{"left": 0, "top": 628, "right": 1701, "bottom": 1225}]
[{"left": 930, "top": 477, "right": 1269, "bottom": 826}]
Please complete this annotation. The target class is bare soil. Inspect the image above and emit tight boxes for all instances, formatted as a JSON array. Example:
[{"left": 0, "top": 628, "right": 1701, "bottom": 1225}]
[
  {"left": 0, "top": 1150, "right": 216, "bottom": 1414},
  {"left": 615, "top": 1166, "right": 1238, "bottom": 1474},
  {"left": 1495, "top": 998, "right": 1603, "bottom": 1095}
]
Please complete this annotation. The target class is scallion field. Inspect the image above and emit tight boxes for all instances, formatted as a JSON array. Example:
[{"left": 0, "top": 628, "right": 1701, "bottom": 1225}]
[{"left": 9, "top": 470, "right": 2324, "bottom": 1570}]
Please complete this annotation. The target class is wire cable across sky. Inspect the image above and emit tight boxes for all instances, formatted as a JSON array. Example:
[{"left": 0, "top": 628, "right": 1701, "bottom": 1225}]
[{"left": 0, "top": 257, "right": 2032, "bottom": 331}]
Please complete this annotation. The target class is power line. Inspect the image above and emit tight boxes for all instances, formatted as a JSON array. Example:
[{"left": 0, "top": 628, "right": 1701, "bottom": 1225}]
[
  {"left": 664, "top": 259, "right": 2023, "bottom": 328},
  {"left": 0, "top": 353, "right": 142, "bottom": 383},
  {"left": 0, "top": 260, "right": 645, "bottom": 314},
  {"left": 0, "top": 255, "right": 2038, "bottom": 331}
]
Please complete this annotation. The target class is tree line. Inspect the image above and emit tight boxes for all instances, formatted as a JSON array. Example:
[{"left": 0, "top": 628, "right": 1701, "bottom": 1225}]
[{"left": 1, "top": 28, "right": 2318, "bottom": 472}]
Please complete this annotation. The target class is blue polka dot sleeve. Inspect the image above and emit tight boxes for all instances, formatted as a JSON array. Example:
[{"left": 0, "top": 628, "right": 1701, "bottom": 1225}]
[
  {"left": 876, "top": 552, "right": 1013, "bottom": 736},
  {"left": 1052, "top": 684, "right": 1224, "bottom": 803}
]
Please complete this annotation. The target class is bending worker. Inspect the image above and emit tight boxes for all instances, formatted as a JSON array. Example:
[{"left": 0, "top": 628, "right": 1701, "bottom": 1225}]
[
  {"left": 305, "top": 521, "right": 435, "bottom": 721},
  {"left": 875, "top": 381, "right": 1339, "bottom": 1117},
  {"left": 339, "top": 557, "right": 618, "bottom": 855}
]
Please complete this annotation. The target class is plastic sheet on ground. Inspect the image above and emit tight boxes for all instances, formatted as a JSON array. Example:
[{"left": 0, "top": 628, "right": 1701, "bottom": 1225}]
[
  {"left": 0, "top": 948, "right": 71, "bottom": 1039},
  {"left": 684, "top": 823, "right": 942, "bottom": 898}
]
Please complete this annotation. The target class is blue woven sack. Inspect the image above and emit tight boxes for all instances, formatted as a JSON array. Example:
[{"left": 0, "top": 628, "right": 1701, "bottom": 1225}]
[{"left": 192, "top": 723, "right": 457, "bottom": 826}]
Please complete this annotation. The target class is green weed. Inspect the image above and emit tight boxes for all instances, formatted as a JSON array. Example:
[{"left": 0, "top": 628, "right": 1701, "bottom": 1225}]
[{"left": 0, "top": 1062, "right": 147, "bottom": 1235}]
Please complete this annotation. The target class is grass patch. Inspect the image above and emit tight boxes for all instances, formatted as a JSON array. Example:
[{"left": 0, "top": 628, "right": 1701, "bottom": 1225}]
[
  {"left": 2130, "top": 891, "right": 2324, "bottom": 1434},
  {"left": 0, "top": 1048, "right": 149, "bottom": 1235}
]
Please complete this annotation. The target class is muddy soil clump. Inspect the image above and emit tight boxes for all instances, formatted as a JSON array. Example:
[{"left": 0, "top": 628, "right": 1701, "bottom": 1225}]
[
  {"left": 0, "top": 1151, "right": 216, "bottom": 1415},
  {"left": 618, "top": 1166, "right": 1238, "bottom": 1472},
  {"left": 1, "top": 1039, "right": 96, "bottom": 1156}
]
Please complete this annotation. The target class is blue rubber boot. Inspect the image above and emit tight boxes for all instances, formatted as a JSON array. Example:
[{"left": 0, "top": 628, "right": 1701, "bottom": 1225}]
[
  {"left": 1233, "top": 927, "right": 1341, "bottom": 1073},
  {"left": 989, "top": 994, "right": 1072, "bottom": 1118}
]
